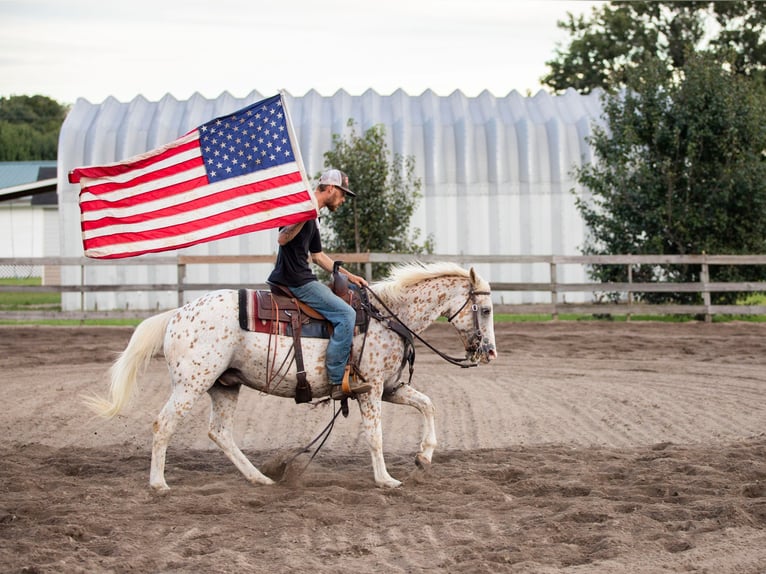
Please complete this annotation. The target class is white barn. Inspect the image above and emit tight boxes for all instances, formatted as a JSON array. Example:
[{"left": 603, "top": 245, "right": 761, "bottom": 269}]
[
  {"left": 57, "top": 88, "right": 603, "bottom": 311},
  {"left": 0, "top": 161, "right": 58, "bottom": 280}
]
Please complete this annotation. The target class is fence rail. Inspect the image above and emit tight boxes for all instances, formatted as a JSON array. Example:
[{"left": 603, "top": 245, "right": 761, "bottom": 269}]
[{"left": 2, "top": 254, "right": 766, "bottom": 321}]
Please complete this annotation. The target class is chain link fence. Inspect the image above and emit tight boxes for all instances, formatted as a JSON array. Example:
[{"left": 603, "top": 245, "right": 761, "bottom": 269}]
[{"left": 0, "top": 264, "right": 39, "bottom": 280}]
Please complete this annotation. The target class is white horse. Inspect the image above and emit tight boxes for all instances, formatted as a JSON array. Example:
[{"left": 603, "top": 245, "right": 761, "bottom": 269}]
[{"left": 87, "top": 262, "right": 497, "bottom": 490}]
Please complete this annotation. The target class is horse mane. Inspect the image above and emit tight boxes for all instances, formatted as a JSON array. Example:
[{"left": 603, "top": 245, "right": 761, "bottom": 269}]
[{"left": 372, "top": 261, "right": 487, "bottom": 303}]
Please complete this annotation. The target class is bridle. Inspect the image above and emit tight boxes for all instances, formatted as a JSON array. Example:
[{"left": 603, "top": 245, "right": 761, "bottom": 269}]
[
  {"left": 446, "top": 287, "right": 491, "bottom": 358},
  {"left": 363, "top": 283, "right": 491, "bottom": 369}
]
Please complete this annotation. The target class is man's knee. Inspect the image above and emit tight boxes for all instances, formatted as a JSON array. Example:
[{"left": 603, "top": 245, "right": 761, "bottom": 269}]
[{"left": 333, "top": 306, "right": 356, "bottom": 342}]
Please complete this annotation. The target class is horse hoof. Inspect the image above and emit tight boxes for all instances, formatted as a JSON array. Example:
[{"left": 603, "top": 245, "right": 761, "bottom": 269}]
[
  {"left": 150, "top": 483, "right": 170, "bottom": 492},
  {"left": 378, "top": 478, "right": 402, "bottom": 489},
  {"left": 415, "top": 454, "right": 432, "bottom": 471},
  {"left": 252, "top": 477, "right": 276, "bottom": 486}
]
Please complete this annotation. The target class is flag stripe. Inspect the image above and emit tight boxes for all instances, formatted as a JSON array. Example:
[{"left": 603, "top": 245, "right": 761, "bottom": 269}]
[
  {"left": 84, "top": 204, "right": 318, "bottom": 258},
  {"left": 81, "top": 165, "right": 302, "bottom": 227},
  {"left": 70, "top": 94, "right": 317, "bottom": 259},
  {"left": 85, "top": 211, "right": 317, "bottom": 259},
  {"left": 83, "top": 194, "right": 315, "bottom": 248},
  {"left": 80, "top": 154, "right": 206, "bottom": 202},
  {"left": 82, "top": 173, "right": 306, "bottom": 236},
  {"left": 80, "top": 172, "right": 209, "bottom": 217},
  {"left": 71, "top": 132, "right": 200, "bottom": 183}
]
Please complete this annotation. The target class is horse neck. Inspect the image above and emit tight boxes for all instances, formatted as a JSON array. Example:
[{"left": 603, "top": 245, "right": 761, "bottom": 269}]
[{"left": 385, "top": 276, "right": 464, "bottom": 333}]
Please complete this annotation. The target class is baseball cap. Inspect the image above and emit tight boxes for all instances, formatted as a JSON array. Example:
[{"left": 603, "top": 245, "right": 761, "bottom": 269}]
[{"left": 319, "top": 169, "right": 356, "bottom": 197}]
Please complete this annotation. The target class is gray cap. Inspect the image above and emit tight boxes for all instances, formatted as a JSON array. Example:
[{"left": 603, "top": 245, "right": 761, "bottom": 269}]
[{"left": 319, "top": 169, "right": 356, "bottom": 197}]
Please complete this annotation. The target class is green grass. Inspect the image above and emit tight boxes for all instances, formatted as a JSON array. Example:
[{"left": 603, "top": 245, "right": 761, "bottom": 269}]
[
  {"left": 0, "top": 318, "right": 140, "bottom": 326},
  {"left": 493, "top": 313, "right": 696, "bottom": 323},
  {"left": 739, "top": 292, "right": 766, "bottom": 305},
  {"left": 493, "top": 312, "right": 766, "bottom": 323},
  {"left": 1, "top": 313, "right": 764, "bottom": 327},
  {"left": 0, "top": 277, "right": 61, "bottom": 310},
  {"left": 1, "top": 278, "right": 765, "bottom": 325},
  {"left": 0, "top": 277, "right": 138, "bottom": 325}
]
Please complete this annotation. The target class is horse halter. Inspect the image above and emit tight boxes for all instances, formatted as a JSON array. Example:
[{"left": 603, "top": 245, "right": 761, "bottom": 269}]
[{"left": 446, "top": 287, "right": 492, "bottom": 359}]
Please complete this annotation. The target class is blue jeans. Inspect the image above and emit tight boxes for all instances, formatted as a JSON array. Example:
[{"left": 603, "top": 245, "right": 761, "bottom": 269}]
[{"left": 289, "top": 280, "right": 356, "bottom": 385}]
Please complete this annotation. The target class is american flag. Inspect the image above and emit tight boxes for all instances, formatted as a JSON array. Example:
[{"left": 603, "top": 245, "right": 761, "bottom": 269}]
[{"left": 69, "top": 94, "right": 317, "bottom": 259}]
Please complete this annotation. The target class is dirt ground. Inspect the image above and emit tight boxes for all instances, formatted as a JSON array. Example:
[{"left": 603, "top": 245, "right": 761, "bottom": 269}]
[{"left": 0, "top": 320, "right": 765, "bottom": 573}]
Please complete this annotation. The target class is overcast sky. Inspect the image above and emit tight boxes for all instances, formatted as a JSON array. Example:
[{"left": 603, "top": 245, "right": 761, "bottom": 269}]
[{"left": 0, "top": 0, "right": 603, "bottom": 105}]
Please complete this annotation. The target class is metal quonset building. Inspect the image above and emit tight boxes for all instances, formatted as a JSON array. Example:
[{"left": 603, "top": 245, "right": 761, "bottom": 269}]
[{"left": 57, "top": 88, "right": 603, "bottom": 311}]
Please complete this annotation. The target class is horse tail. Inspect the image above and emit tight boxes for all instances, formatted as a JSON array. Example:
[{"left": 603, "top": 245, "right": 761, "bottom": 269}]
[{"left": 84, "top": 309, "right": 176, "bottom": 418}]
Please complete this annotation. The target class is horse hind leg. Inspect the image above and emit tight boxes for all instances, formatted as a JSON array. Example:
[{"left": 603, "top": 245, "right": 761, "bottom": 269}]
[
  {"left": 149, "top": 361, "right": 224, "bottom": 490},
  {"left": 150, "top": 374, "right": 213, "bottom": 491},
  {"left": 383, "top": 386, "right": 437, "bottom": 469},
  {"left": 207, "top": 383, "right": 274, "bottom": 486}
]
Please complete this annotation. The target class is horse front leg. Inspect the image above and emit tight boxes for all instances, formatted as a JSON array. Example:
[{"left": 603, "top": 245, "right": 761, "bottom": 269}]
[
  {"left": 357, "top": 393, "right": 402, "bottom": 488},
  {"left": 207, "top": 383, "right": 274, "bottom": 486},
  {"left": 383, "top": 385, "right": 437, "bottom": 470}
]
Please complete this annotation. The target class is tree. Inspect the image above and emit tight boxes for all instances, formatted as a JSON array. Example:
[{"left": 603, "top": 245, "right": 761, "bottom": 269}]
[
  {"left": 0, "top": 95, "right": 69, "bottom": 160},
  {"left": 574, "top": 54, "right": 766, "bottom": 303},
  {"left": 320, "top": 120, "right": 432, "bottom": 279},
  {"left": 543, "top": 1, "right": 766, "bottom": 94}
]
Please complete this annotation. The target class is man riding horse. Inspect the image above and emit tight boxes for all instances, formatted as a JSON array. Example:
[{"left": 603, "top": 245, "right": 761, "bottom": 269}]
[{"left": 267, "top": 169, "right": 370, "bottom": 400}]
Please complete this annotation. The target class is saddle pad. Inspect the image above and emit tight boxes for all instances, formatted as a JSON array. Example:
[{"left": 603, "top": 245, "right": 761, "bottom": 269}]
[
  {"left": 238, "top": 289, "right": 288, "bottom": 335},
  {"left": 238, "top": 288, "right": 332, "bottom": 338},
  {"left": 238, "top": 288, "right": 366, "bottom": 339}
]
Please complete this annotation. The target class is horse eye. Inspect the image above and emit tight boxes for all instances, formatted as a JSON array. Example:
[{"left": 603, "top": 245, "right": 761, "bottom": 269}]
[{"left": 481, "top": 307, "right": 491, "bottom": 317}]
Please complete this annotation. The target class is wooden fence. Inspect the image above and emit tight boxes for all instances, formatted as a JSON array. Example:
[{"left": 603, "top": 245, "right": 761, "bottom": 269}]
[{"left": 2, "top": 253, "right": 766, "bottom": 321}]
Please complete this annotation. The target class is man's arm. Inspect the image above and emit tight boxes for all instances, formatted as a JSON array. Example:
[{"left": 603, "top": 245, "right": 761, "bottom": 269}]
[{"left": 277, "top": 222, "right": 306, "bottom": 246}]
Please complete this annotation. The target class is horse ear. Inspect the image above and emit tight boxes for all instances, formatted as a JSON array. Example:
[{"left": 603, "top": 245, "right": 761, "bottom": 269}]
[{"left": 469, "top": 267, "right": 478, "bottom": 287}]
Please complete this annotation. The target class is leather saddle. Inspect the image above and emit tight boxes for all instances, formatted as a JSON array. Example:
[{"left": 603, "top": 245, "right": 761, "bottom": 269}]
[
  {"left": 256, "top": 282, "right": 367, "bottom": 330},
  {"left": 259, "top": 263, "right": 369, "bottom": 404}
]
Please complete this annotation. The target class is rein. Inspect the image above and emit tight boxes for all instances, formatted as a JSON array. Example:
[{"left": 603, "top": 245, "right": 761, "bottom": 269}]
[
  {"left": 362, "top": 284, "right": 486, "bottom": 369},
  {"left": 280, "top": 400, "right": 345, "bottom": 482},
  {"left": 284, "top": 280, "right": 488, "bottom": 479}
]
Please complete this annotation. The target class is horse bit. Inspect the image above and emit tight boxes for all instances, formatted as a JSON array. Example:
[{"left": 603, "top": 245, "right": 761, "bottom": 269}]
[{"left": 445, "top": 287, "right": 492, "bottom": 365}]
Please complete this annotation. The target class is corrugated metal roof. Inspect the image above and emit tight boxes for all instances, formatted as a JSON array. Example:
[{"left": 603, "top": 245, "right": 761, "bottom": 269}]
[
  {"left": 57, "top": 89, "right": 604, "bottom": 310},
  {"left": 0, "top": 161, "right": 57, "bottom": 189}
]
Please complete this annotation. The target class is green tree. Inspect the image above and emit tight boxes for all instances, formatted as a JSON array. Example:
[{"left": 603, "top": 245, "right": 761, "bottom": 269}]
[
  {"left": 320, "top": 120, "right": 432, "bottom": 279},
  {"left": 544, "top": 1, "right": 766, "bottom": 94},
  {"left": 0, "top": 95, "right": 69, "bottom": 160},
  {"left": 574, "top": 54, "right": 766, "bottom": 303}
]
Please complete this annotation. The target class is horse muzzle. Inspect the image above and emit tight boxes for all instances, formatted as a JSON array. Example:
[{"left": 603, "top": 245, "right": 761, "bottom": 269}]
[{"left": 466, "top": 340, "right": 497, "bottom": 364}]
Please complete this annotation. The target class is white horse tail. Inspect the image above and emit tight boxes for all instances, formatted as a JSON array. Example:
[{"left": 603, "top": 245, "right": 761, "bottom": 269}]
[{"left": 84, "top": 309, "right": 177, "bottom": 418}]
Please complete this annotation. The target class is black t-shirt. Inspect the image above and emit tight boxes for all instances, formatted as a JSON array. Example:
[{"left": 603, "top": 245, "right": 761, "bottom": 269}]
[{"left": 267, "top": 219, "right": 322, "bottom": 287}]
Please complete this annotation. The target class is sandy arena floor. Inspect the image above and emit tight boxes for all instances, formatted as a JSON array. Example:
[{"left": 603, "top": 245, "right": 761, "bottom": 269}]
[{"left": 0, "top": 321, "right": 764, "bottom": 573}]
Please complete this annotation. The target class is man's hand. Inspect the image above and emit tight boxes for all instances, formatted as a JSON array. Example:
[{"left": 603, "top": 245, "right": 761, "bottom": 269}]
[
  {"left": 345, "top": 272, "right": 368, "bottom": 288},
  {"left": 312, "top": 251, "right": 368, "bottom": 287}
]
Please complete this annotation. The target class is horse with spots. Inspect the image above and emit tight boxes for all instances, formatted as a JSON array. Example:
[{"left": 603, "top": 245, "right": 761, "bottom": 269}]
[{"left": 86, "top": 262, "right": 497, "bottom": 489}]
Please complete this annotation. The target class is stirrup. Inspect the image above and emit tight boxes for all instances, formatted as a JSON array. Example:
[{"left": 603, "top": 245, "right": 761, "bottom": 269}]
[{"left": 341, "top": 365, "right": 371, "bottom": 395}]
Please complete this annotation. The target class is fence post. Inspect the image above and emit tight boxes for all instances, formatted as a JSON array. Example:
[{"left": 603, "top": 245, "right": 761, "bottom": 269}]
[
  {"left": 177, "top": 261, "right": 186, "bottom": 307},
  {"left": 550, "top": 261, "right": 558, "bottom": 320},
  {"left": 80, "top": 262, "right": 85, "bottom": 312},
  {"left": 627, "top": 263, "right": 633, "bottom": 322},
  {"left": 701, "top": 260, "right": 711, "bottom": 323}
]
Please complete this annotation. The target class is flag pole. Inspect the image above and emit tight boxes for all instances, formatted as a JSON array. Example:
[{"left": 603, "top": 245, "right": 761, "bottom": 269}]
[{"left": 280, "top": 90, "right": 318, "bottom": 216}]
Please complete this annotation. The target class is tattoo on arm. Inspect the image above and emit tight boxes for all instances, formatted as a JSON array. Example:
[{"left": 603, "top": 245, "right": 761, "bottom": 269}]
[{"left": 278, "top": 222, "right": 305, "bottom": 245}]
